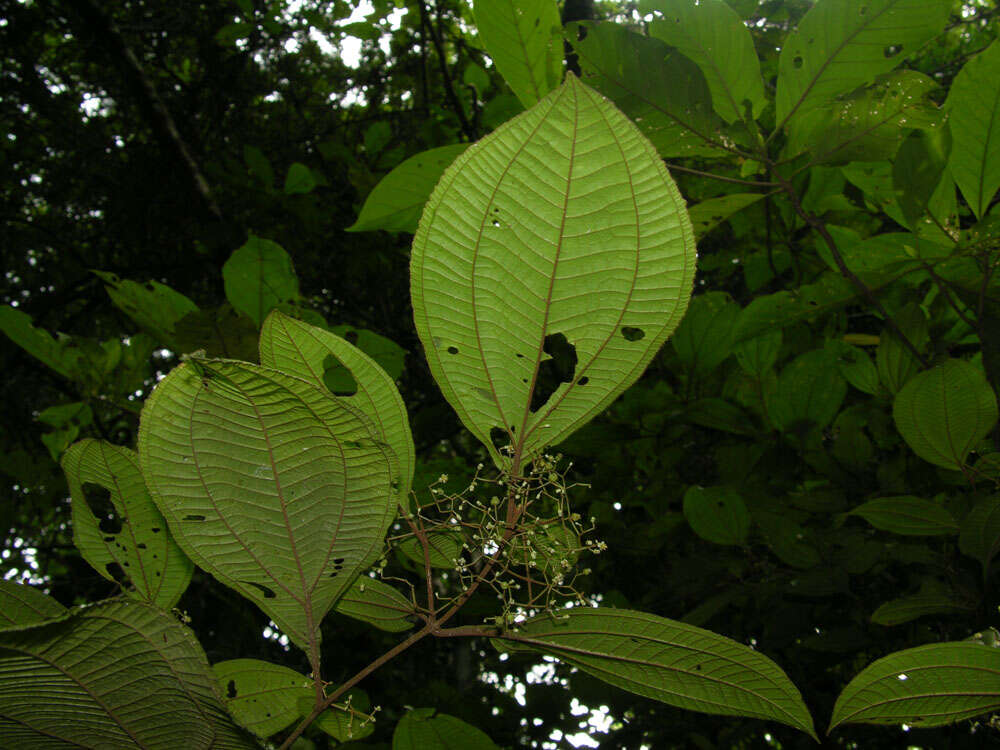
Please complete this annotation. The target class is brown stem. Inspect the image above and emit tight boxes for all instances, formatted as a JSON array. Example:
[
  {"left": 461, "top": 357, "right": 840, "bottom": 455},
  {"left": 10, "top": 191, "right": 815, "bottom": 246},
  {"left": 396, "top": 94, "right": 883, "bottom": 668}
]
[
  {"left": 665, "top": 162, "right": 778, "bottom": 187},
  {"left": 772, "top": 171, "right": 929, "bottom": 367}
]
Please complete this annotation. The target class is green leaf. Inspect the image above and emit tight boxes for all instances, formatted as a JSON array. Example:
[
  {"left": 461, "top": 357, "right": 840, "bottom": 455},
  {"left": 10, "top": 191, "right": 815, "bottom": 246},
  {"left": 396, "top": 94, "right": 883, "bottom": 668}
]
[
  {"left": 0, "top": 306, "right": 82, "bottom": 379},
  {"left": 243, "top": 145, "right": 274, "bottom": 188},
  {"left": 347, "top": 145, "right": 468, "bottom": 233},
  {"left": 848, "top": 496, "right": 958, "bottom": 536},
  {"left": 775, "top": 0, "right": 949, "bottom": 132},
  {"left": 0, "top": 600, "right": 257, "bottom": 749},
  {"left": 222, "top": 236, "right": 301, "bottom": 327},
  {"left": 260, "top": 311, "right": 414, "bottom": 506},
  {"left": 213, "top": 659, "right": 311, "bottom": 738},
  {"left": 393, "top": 707, "right": 498, "bottom": 750},
  {"left": 398, "top": 529, "right": 465, "bottom": 570},
  {"left": 333, "top": 575, "right": 416, "bottom": 632},
  {"left": 283, "top": 162, "right": 317, "bottom": 195},
  {"left": 645, "top": 0, "right": 766, "bottom": 123},
  {"left": 672, "top": 292, "right": 740, "bottom": 375},
  {"left": 893, "top": 126, "right": 952, "bottom": 227},
  {"left": 827, "top": 340, "right": 881, "bottom": 396},
  {"left": 411, "top": 75, "right": 696, "bottom": 467},
  {"left": 327, "top": 324, "right": 407, "bottom": 381},
  {"left": 94, "top": 272, "right": 199, "bottom": 346},
  {"left": 783, "top": 70, "right": 942, "bottom": 164},
  {"left": 893, "top": 359, "right": 998, "bottom": 470},
  {"left": 768, "top": 349, "right": 847, "bottom": 436},
  {"left": 472, "top": 0, "right": 562, "bottom": 108},
  {"left": 754, "top": 511, "right": 822, "bottom": 569},
  {"left": 735, "top": 330, "right": 782, "bottom": 377},
  {"left": 683, "top": 486, "right": 750, "bottom": 545},
  {"left": 138, "top": 360, "right": 398, "bottom": 651},
  {"left": 830, "top": 642, "right": 1000, "bottom": 730},
  {"left": 684, "top": 398, "right": 757, "bottom": 436},
  {"left": 687, "top": 193, "right": 765, "bottom": 239},
  {"left": 0, "top": 581, "right": 66, "bottom": 628},
  {"left": 568, "top": 22, "right": 729, "bottom": 158},
  {"left": 947, "top": 41, "right": 1000, "bottom": 219},
  {"left": 959, "top": 495, "right": 1000, "bottom": 575},
  {"left": 870, "top": 590, "right": 975, "bottom": 626},
  {"left": 496, "top": 608, "right": 816, "bottom": 738},
  {"left": 876, "top": 302, "right": 928, "bottom": 394},
  {"left": 62, "top": 439, "right": 194, "bottom": 609},
  {"left": 173, "top": 304, "right": 260, "bottom": 362},
  {"left": 302, "top": 692, "right": 375, "bottom": 742}
]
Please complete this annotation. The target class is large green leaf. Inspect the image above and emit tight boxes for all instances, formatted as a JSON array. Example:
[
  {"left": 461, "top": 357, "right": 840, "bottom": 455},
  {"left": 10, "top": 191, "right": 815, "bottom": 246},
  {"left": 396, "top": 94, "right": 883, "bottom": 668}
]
[
  {"left": 393, "top": 707, "right": 498, "bottom": 750},
  {"left": 259, "top": 311, "right": 414, "bottom": 506},
  {"left": 222, "top": 236, "right": 300, "bottom": 327},
  {"left": 411, "top": 74, "right": 695, "bottom": 467},
  {"left": 213, "top": 659, "right": 311, "bottom": 738},
  {"left": 347, "top": 145, "right": 468, "bottom": 233},
  {"left": 683, "top": 486, "right": 750, "bottom": 546},
  {"left": 94, "top": 272, "right": 198, "bottom": 346},
  {"left": 496, "top": 608, "right": 816, "bottom": 738},
  {"left": 62, "top": 439, "right": 193, "bottom": 609},
  {"left": 0, "top": 581, "right": 66, "bottom": 628},
  {"left": 959, "top": 495, "right": 1000, "bottom": 575},
  {"left": 893, "top": 359, "right": 998, "bottom": 470},
  {"left": 473, "top": 0, "right": 562, "bottom": 109},
  {"left": 0, "top": 600, "right": 257, "bottom": 749},
  {"left": 568, "top": 22, "right": 729, "bottom": 158},
  {"left": 672, "top": 292, "right": 740, "bottom": 376},
  {"left": 830, "top": 642, "right": 1000, "bottom": 730},
  {"left": 644, "top": 0, "right": 766, "bottom": 123},
  {"left": 333, "top": 575, "right": 416, "bottom": 632},
  {"left": 848, "top": 496, "right": 957, "bottom": 536},
  {"left": 775, "top": 0, "right": 950, "bottom": 133},
  {"left": 947, "top": 41, "right": 1000, "bottom": 220},
  {"left": 138, "top": 359, "right": 398, "bottom": 651}
]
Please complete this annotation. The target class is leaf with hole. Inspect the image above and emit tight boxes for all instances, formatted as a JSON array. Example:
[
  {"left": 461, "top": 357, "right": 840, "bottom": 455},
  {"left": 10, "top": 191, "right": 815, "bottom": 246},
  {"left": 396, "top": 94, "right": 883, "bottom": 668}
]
[
  {"left": 348, "top": 144, "right": 468, "bottom": 233},
  {"left": 213, "top": 659, "right": 312, "bottom": 738},
  {"left": 62, "top": 439, "right": 193, "bottom": 608},
  {"left": 893, "top": 359, "right": 998, "bottom": 470},
  {"left": 496, "top": 608, "right": 816, "bottom": 738},
  {"left": 138, "top": 359, "right": 398, "bottom": 651},
  {"left": 472, "top": 0, "right": 562, "bottom": 109},
  {"left": 0, "top": 581, "right": 66, "bottom": 628},
  {"left": 411, "top": 74, "right": 695, "bottom": 467},
  {"left": 830, "top": 642, "right": 1000, "bottom": 730},
  {"left": 94, "top": 272, "right": 199, "bottom": 346},
  {"left": 947, "top": 41, "right": 1000, "bottom": 219},
  {"left": 0, "top": 600, "right": 257, "bottom": 749}
]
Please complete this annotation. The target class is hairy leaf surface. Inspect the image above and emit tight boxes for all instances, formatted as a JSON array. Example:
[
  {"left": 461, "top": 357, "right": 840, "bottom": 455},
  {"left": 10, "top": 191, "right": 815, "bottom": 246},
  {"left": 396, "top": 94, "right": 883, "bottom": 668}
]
[{"left": 411, "top": 74, "right": 695, "bottom": 466}]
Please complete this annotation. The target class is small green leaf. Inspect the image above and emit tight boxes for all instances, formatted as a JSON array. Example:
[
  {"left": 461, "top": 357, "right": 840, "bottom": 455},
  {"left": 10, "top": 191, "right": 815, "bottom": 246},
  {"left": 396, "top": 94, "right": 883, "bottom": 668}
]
[
  {"left": 397, "top": 529, "right": 465, "bottom": 570},
  {"left": 830, "top": 642, "right": 1000, "bottom": 730},
  {"left": 62, "top": 439, "right": 194, "bottom": 609},
  {"left": 959, "top": 495, "right": 1000, "bottom": 575},
  {"left": 947, "top": 41, "right": 1000, "bottom": 219},
  {"left": 683, "top": 486, "right": 750, "bottom": 546},
  {"left": 393, "top": 708, "right": 498, "bottom": 750},
  {"left": 672, "top": 292, "right": 740, "bottom": 376},
  {"left": 768, "top": 349, "right": 847, "bottom": 437},
  {"left": 848, "top": 496, "right": 958, "bottom": 536},
  {"left": 139, "top": 360, "right": 398, "bottom": 651},
  {"left": 568, "top": 22, "right": 728, "bottom": 158},
  {"left": 684, "top": 398, "right": 756, "bottom": 436},
  {"left": 283, "top": 162, "right": 317, "bottom": 195},
  {"left": 754, "top": 511, "right": 822, "bottom": 569},
  {"left": 333, "top": 575, "right": 416, "bottom": 632},
  {"left": 301, "top": 692, "right": 375, "bottom": 742},
  {"left": 893, "top": 127, "right": 951, "bottom": 227},
  {"left": 877, "top": 303, "right": 928, "bottom": 395},
  {"left": 497, "top": 608, "right": 816, "bottom": 738},
  {"left": 645, "top": 0, "right": 766, "bottom": 123},
  {"left": 347, "top": 145, "right": 468, "bottom": 233},
  {"left": 0, "top": 581, "right": 66, "bottom": 628},
  {"left": 222, "top": 236, "right": 301, "bottom": 327},
  {"left": 213, "top": 659, "right": 312, "bottom": 738},
  {"left": 687, "top": 193, "right": 764, "bottom": 239},
  {"left": 411, "top": 75, "right": 695, "bottom": 467},
  {"left": 870, "top": 589, "right": 975, "bottom": 626},
  {"left": 94, "top": 272, "right": 199, "bottom": 346},
  {"left": 0, "top": 306, "right": 82, "bottom": 379},
  {"left": 243, "top": 145, "right": 274, "bottom": 187},
  {"left": 0, "top": 600, "right": 257, "bottom": 749},
  {"left": 473, "top": 0, "right": 562, "bottom": 108},
  {"left": 735, "top": 330, "right": 782, "bottom": 377},
  {"left": 827, "top": 340, "right": 880, "bottom": 396},
  {"left": 893, "top": 359, "right": 998, "bottom": 470}
]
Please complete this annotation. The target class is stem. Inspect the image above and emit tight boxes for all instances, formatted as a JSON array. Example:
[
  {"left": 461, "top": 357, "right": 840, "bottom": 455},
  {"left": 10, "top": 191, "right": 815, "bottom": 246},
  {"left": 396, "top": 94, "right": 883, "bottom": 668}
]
[
  {"left": 418, "top": 0, "right": 475, "bottom": 141},
  {"left": 665, "top": 162, "right": 778, "bottom": 188}
]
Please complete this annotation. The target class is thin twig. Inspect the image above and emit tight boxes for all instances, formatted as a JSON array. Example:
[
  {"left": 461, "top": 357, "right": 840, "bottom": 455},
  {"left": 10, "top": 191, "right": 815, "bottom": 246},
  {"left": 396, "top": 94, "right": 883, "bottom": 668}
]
[
  {"left": 418, "top": 0, "right": 475, "bottom": 141},
  {"left": 665, "top": 162, "right": 779, "bottom": 188}
]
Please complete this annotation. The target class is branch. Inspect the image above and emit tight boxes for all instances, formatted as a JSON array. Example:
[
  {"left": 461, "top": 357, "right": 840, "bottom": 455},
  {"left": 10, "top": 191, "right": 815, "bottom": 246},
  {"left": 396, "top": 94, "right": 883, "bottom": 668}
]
[
  {"left": 64, "top": 0, "right": 223, "bottom": 221},
  {"left": 665, "top": 162, "right": 779, "bottom": 188},
  {"left": 418, "top": 0, "right": 475, "bottom": 141}
]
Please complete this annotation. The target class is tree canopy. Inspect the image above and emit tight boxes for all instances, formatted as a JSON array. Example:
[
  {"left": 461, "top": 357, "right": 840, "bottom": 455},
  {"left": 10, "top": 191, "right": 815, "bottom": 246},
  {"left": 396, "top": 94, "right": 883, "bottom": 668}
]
[{"left": 3, "top": 0, "right": 1000, "bottom": 748}]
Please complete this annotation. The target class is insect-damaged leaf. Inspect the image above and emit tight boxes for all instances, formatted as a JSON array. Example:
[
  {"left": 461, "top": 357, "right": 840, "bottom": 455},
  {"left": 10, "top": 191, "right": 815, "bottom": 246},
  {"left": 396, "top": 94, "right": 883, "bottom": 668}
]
[
  {"left": 411, "top": 74, "right": 695, "bottom": 467},
  {"left": 495, "top": 608, "right": 816, "bottom": 739},
  {"left": 0, "top": 600, "right": 257, "bottom": 749},
  {"left": 138, "top": 359, "right": 398, "bottom": 651},
  {"left": 62, "top": 439, "right": 193, "bottom": 609},
  {"left": 213, "top": 659, "right": 312, "bottom": 738}
]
